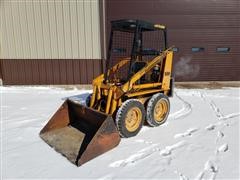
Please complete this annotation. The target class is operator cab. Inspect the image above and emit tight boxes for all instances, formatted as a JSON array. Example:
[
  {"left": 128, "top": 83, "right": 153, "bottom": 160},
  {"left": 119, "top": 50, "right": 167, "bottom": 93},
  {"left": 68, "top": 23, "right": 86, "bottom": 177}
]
[{"left": 105, "top": 19, "right": 168, "bottom": 84}]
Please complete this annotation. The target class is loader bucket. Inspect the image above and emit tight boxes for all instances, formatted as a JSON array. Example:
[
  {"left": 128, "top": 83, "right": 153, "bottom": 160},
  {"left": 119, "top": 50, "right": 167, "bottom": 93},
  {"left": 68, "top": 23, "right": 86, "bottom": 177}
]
[{"left": 39, "top": 99, "right": 121, "bottom": 166}]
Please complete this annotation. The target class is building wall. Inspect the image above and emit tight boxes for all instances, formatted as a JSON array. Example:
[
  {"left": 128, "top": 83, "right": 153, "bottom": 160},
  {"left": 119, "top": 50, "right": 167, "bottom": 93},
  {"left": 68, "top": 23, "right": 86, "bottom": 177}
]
[
  {"left": 1, "top": 0, "right": 101, "bottom": 59},
  {"left": 105, "top": 0, "right": 240, "bottom": 81},
  {"left": 1, "top": 0, "right": 239, "bottom": 85},
  {"left": 0, "top": 59, "right": 102, "bottom": 85},
  {"left": 0, "top": 0, "right": 104, "bottom": 85}
]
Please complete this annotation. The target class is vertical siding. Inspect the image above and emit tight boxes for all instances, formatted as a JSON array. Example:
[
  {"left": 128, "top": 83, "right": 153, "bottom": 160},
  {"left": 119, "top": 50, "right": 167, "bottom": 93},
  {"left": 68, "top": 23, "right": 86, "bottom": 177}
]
[
  {"left": 26, "top": 1, "right": 38, "bottom": 58},
  {"left": 48, "top": 0, "right": 59, "bottom": 58},
  {"left": 0, "top": 0, "right": 101, "bottom": 59},
  {"left": 69, "top": 1, "right": 79, "bottom": 59},
  {"left": 91, "top": 0, "right": 101, "bottom": 58},
  {"left": 40, "top": 1, "right": 52, "bottom": 58},
  {"left": 33, "top": 0, "right": 45, "bottom": 59},
  {"left": 0, "top": 59, "right": 103, "bottom": 85},
  {"left": 62, "top": 1, "right": 72, "bottom": 59},
  {"left": 77, "top": 0, "right": 86, "bottom": 58},
  {"left": 10, "top": 2, "right": 23, "bottom": 58},
  {"left": 0, "top": 1, "right": 10, "bottom": 58},
  {"left": 106, "top": 0, "right": 240, "bottom": 81},
  {"left": 55, "top": 0, "right": 66, "bottom": 58},
  {"left": 84, "top": 1, "right": 93, "bottom": 59},
  {"left": 3, "top": 1, "right": 17, "bottom": 58},
  {"left": 19, "top": 1, "right": 32, "bottom": 59}
]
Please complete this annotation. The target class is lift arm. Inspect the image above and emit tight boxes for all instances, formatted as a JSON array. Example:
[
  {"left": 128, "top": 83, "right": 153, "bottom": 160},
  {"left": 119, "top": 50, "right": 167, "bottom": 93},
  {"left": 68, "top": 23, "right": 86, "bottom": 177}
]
[{"left": 121, "top": 48, "right": 173, "bottom": 93}]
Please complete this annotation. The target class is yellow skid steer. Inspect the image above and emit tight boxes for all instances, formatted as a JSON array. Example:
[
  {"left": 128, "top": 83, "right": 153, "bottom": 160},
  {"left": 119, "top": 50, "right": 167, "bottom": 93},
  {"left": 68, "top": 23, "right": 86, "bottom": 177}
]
[{"left": 40, "top": 19, "right": 174, "bottom": 166}]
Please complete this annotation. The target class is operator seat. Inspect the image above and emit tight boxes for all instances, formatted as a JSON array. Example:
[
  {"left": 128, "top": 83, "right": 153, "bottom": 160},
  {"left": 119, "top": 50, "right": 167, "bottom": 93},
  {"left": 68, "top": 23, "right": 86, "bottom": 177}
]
[{"left": 131, "top": 61, "right": 146, "bottom": 83}]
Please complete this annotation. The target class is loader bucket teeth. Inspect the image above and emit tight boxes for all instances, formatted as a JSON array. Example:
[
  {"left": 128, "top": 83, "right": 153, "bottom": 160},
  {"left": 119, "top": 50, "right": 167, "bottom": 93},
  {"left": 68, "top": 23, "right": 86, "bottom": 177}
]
[{"left": 39, "top": 99, "right": 121, "bottom": 166}]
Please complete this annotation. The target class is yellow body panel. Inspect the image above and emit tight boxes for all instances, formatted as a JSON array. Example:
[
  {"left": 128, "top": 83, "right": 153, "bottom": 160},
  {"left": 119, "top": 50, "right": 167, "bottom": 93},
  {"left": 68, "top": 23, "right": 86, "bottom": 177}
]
[
  {"left": 132, "top": 82, "right": 161, "bottom": 89},
  {"left": 107, "top": 58, "right": 130, "bottom": 77},
  {"left": 126, "top": 89, "right": 162, "bottom": 98},
  {"left": 89, "top": 48, "right": 173, "bottom": 115},
  {"left": 161, "top": 51, "right": 173, "bottom": 90},
  {"left": 154, "top": 24, "right": 166, "bottom": 30}
]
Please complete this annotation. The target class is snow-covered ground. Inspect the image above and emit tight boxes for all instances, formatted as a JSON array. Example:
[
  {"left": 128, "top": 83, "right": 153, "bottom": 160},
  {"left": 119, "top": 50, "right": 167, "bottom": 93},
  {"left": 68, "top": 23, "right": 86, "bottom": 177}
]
[{"left": 1, "top": 86, "right": 239, "bottom": 179}]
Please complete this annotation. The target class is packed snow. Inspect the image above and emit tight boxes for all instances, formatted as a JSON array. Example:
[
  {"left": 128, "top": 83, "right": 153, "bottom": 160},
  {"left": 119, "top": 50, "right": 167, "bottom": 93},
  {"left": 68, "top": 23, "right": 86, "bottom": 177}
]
[{"left": 1, "top": 86, "right": 239, "bottom": 179}]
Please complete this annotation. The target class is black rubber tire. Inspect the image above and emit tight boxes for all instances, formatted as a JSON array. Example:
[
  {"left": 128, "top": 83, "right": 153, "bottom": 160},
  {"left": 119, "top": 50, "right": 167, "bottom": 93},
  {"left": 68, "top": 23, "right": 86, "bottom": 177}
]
[
  {"left": 85, "top": 93, "right": 92, "bottom": 107},
  {"left": 146, "top": 93, "right": 170, "bottom": 127},
  {"left": 116, "top": 99, "right": 145, "bottom": 138}
]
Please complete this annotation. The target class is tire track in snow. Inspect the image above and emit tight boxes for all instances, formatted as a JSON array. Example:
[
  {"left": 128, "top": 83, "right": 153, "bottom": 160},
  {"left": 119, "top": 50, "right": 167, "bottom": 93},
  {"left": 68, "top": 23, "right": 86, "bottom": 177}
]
[
  {"left": 109, "top": 144, "right": 159, "bottom": 167},
  {"left": 200, "top": 91, "right": 238, "bottom": 144},
  {"left": 219, "top": 112, "right": 240, "bottom": 120},
  {"left": 195, "top": 142, "right": 230, "bottom": 180},
  {"left": 175, "top": 170, "right": 189, "bottom": 180},
  {"left": 109, "top": 140, "right": 187, "bottom": 168},
  {"left": 194, "top": 91, "right": 236, "bottom": 180},
  {"left": 196, "top": 150, "right": 229, "bottom": 180},
  {"left": 134, "top": 139, "right": 154, "bottom": 145},
  {"left": 171, "top": 91, "right": 237, "bottom": 180},
  {"left": 174, "top": 127, "right": 199, "bottom": 139},
  {"left": 216, "top": 143, "right": 228, "bottom": 153},
  {"left": 109, "top": 93, "right": 192, "bottom": 169},
  {"left": 159, "top": 141, "right": 187, "bottom": 156},
  {"left": 200, "top": 92, "right": 240, "bottom": 121},
  {"left": 195, "top": 160, "right": 219, "bottom": 180},
  {"left": 169, "top": 92, "right": 192, "bottom": 120},
  {"left": 215, "top": 131, "right": 224, "bottom": 144}
]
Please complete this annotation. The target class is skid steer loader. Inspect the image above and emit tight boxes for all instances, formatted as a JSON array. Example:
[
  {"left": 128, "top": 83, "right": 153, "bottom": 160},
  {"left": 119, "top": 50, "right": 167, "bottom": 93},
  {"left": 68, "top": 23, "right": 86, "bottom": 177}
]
[{"left": 40, "top": 19, "right": 174, "bottom": 166}]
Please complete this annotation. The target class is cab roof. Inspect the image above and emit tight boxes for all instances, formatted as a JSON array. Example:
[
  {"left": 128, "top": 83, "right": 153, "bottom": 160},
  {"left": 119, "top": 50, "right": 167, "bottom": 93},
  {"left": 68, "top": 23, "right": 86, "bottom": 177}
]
[{"left": 111, "top": 19, "right": 165, "bottom": 32}]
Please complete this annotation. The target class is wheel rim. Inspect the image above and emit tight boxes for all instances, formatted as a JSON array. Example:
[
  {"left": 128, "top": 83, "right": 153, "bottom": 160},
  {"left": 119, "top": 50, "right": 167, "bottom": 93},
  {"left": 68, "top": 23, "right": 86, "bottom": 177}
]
[
  {"left": 125, "top": 107, "right": 142, "bottom": 132},
  {"left": 154, "top": 99, "right": 168, "bottom": 122}
]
